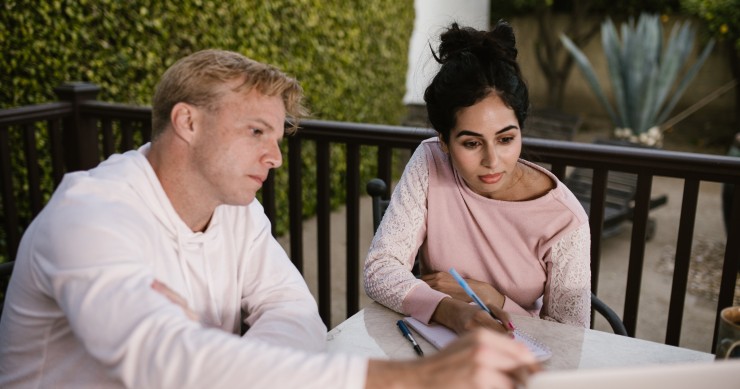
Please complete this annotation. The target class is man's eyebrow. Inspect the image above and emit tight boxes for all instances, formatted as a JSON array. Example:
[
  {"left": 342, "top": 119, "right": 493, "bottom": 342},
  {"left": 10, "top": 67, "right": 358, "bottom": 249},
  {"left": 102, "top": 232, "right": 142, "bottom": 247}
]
[
  {"left": 246, "top": 117, "right": 281, "bottom": 134},
  {"left": 455, "top": 125, "right": 518, "bottom": 138},
  {"left": 254, "top": 118, "right": 275, "bottom": 131},
  {"left": 251, "top": 117, "right": 285, "bottom": 142}
]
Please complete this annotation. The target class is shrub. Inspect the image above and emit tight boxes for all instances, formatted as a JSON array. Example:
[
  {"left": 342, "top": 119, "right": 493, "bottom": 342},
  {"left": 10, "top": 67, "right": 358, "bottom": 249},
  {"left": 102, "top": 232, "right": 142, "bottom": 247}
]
[{"left": 0, "top": 0, "right": 414, "bottom": 237}]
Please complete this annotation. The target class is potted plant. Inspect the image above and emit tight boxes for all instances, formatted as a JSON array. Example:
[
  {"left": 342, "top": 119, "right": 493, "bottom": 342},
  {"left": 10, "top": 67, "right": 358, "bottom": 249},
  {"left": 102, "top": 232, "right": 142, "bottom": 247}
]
[{"left": 560, "top": 13, "right": 715, "bottom": 147}]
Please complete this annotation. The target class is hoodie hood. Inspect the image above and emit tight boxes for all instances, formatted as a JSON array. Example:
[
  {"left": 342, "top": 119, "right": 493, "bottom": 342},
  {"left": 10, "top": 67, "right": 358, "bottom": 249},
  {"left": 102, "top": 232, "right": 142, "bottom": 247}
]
[{"left": 90, "top": 143, "right": 223, "bottom": 326}]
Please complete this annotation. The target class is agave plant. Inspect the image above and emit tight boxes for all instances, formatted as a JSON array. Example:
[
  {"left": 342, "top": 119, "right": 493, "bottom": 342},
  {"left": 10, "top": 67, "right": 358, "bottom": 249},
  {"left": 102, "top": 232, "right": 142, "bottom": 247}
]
[{"left": 561, "top": 14, "right": 715, "bottom": 146}]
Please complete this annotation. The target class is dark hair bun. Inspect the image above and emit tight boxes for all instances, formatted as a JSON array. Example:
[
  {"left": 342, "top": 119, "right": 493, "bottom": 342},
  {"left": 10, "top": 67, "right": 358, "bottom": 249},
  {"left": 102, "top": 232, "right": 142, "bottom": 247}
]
[
  {"left": 424, "top": 20, "right": 528, "bottom": 142},
  {"left": 434, "top": 20, "right": 517, "bottom": 66}
]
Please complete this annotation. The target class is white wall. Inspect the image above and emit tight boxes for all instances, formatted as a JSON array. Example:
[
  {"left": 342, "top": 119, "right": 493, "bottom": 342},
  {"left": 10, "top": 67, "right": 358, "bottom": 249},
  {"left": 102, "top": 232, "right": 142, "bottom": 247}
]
[{"left": 403, "top": 0, "right": 490, "bottom": 105}]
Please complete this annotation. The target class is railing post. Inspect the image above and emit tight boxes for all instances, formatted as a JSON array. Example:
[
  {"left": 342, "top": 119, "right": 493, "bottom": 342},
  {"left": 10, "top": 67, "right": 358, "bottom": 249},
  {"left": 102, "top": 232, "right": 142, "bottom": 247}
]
[{"left": 54, "top": 82, "right": 101, "bottom": 171}]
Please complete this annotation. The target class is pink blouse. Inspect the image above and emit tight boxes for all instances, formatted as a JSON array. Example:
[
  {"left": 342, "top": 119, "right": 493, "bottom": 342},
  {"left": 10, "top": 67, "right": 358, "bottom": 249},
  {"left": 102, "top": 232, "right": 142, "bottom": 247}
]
[{"left": 364, "top": 138, "right": 591, "bottom": 328}]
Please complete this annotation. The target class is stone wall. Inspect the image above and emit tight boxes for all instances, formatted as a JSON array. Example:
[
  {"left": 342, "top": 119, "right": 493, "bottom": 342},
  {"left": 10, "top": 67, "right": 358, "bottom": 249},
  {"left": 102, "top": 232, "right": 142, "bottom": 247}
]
[{"left": 509, "top": 15, "right": 735, "bottom": 142}]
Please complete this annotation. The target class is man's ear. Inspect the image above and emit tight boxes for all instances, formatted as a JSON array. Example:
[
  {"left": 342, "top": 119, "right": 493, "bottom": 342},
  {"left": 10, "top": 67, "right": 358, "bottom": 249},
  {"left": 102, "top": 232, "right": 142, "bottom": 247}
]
[{"left": 170, "top": 102, "right": 197, "bottom": 144}]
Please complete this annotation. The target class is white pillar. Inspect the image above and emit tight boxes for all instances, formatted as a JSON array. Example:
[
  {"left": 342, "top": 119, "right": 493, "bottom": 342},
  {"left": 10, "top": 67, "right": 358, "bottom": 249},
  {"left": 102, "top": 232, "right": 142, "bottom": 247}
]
[{"left": 403, "top": 0, "right": 491, "bottom": 106}]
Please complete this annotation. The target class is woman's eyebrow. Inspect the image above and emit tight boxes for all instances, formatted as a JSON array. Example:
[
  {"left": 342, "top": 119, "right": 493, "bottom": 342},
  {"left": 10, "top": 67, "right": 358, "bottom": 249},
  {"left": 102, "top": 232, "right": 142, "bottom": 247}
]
[
  {"left": 455, "top": 130, "right": 482, "bottom": 138},
  {"left": 455, "top": 125, "right": 518, "bottom": 138},
  {"left": 496, "top": 125, "right": 518, "bottom": 134}
]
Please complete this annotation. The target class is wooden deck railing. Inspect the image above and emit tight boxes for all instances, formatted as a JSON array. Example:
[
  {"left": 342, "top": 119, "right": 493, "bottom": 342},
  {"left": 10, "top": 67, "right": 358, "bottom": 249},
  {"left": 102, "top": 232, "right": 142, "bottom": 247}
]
[{"left": 1, "top": 83, "right": 739, "bottom": 352}]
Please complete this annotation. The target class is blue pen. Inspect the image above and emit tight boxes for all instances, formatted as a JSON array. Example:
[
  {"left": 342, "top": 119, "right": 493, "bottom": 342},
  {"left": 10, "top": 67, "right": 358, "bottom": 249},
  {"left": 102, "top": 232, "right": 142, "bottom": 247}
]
[
  {"left": 449, "top": 267, "right": 515, "bottom": 331},
  {"left": 396, "top": 319, "right": 424, "bottom": 356}
]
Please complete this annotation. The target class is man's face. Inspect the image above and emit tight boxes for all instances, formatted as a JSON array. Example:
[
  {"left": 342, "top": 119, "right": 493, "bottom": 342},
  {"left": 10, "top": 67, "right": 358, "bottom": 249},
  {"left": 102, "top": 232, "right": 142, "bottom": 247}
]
[{"left": 190, "top": 81, "right": 285, "bottom": 207}]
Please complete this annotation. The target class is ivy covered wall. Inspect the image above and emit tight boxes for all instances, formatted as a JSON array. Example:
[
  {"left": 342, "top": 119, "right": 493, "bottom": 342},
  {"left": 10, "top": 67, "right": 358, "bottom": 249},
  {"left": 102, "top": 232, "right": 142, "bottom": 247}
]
[
  {"left": 0, "top": 1, "right": 415, "bottom": 235},
  {"left": 1, "top": 0, "right": 414, "bottom": 123}
]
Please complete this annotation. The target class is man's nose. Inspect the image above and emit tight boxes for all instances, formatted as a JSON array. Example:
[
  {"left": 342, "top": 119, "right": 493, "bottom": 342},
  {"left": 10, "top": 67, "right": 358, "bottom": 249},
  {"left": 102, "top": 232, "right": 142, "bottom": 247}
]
[{"left": 265, "top": 141, "right": 283, "bottom": 168}]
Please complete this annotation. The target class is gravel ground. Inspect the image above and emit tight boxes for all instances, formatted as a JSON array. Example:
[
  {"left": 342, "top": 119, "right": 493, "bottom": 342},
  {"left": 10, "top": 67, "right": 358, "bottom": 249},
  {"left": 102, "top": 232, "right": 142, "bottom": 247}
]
[
  {"left": 657, "top": 237, "right": 740, "bottom": 306},
  {"left": 590, "top": 176, "right": 734, "bottom": 353}
]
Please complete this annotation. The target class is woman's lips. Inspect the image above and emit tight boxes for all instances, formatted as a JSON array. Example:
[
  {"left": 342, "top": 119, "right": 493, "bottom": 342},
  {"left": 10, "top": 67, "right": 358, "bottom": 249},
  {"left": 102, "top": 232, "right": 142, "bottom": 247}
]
[{"left": 479, "top": 173, "right": 503, "bottom": 184}]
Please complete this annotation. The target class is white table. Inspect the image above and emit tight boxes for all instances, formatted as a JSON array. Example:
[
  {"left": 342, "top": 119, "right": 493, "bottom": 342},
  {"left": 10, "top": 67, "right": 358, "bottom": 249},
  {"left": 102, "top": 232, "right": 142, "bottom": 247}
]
[{"left": 327, "top": 302, "right": 713, "bottom": 370}]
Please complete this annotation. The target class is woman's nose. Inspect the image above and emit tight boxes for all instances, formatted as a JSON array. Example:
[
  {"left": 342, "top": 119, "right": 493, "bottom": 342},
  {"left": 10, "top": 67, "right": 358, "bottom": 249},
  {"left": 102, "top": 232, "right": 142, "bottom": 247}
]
[{"left": 481, "top": 145, "right": 496, "bottom": 167}]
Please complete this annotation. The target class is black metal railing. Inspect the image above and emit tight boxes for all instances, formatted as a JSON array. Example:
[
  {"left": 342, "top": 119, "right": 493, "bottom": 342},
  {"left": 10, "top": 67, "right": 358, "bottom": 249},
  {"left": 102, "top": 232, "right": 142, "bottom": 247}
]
[{"left": 1, "top": 83, "right": 738, "bottom": 352}]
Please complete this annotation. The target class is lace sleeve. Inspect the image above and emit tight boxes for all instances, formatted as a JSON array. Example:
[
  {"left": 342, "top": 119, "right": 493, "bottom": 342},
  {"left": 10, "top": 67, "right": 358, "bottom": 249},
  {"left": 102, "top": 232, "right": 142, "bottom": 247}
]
[
  {"left": 363, "top": 146, "right": 429, "bottom": 313},
  {"left": 542, "top": 223, "right": 592, "bottom": 328}
]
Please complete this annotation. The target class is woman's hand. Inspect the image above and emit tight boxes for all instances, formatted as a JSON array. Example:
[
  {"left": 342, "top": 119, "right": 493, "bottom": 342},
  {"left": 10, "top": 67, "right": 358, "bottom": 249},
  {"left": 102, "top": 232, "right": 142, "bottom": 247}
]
[
  {"left": 431, "top": 297, "right": 513, "bottom": 335},
  {"left": 422, "top": 271, "right": 505, "bottom": 309}
]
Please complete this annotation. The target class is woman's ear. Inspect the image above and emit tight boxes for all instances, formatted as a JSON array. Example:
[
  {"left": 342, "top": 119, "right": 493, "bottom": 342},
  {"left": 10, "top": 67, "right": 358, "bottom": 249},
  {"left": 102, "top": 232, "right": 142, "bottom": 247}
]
[
  {"left": 170, "top": 102, "right": 197, "bottom": 144},
  {"left": 438, "top": 134, "right": 449, "bottom": 153}
]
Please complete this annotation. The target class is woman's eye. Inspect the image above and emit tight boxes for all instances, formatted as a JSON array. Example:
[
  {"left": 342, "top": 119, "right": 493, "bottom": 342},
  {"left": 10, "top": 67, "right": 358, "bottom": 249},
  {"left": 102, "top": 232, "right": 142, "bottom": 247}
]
[
  {"left": 499, "top": 136, "right": 515, "bottom": 144},
  {"left": 463, "top": 140, "right": 480, "bottom": 149}
]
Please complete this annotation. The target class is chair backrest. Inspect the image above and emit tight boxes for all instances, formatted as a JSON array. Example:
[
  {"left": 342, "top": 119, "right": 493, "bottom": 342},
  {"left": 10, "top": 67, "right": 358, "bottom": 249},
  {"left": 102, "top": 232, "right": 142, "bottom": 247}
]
[
  {"left": 366, "top": 178, "right": 389, "bottom": 233},
  {"left": 0, "top": 261, "right": 15, "bottom": 317},
  {"left": 365, "top": 177, "right": 628, "bottom": 336},
  {"left": 592, "top": 293, "right": 628, "bottom": 336}
]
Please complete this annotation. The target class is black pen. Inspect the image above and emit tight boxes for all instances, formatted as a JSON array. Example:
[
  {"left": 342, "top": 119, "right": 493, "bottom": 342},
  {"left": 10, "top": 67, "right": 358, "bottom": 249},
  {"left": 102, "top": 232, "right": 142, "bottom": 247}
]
[{"left": 396, "top": 319, "right": 424, "bottom": 356}]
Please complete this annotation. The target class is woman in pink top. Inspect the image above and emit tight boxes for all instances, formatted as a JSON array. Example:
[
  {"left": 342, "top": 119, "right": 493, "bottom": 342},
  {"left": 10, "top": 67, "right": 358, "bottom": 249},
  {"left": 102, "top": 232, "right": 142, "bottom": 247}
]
[{"left": 364, "top": 21, "right": 591, "bottom": 335}]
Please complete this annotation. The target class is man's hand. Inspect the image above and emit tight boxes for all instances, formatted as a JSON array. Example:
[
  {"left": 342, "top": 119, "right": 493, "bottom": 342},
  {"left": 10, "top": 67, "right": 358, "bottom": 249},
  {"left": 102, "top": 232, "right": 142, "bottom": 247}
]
[
  {"left": 151, "top": 280, "right": 199, "bottom": 322},
  {"left": 366, "top": 328, "right": 540, "bottom": 389}
]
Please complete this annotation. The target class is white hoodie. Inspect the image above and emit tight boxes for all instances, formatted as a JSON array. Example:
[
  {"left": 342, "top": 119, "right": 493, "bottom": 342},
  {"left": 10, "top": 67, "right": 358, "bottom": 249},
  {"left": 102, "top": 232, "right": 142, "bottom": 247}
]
[{"left": 0, "top": 144, "right": 367, "bottom": 388}]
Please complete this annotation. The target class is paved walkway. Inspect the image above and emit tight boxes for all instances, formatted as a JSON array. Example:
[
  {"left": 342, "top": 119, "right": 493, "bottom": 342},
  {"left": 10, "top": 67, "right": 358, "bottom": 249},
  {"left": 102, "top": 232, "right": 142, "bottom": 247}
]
[
  {"left": 593, "top": 176, "right": 727, "bottom": 352},
  {"left": 278, "top": 170, "right": 733, "bottom": 354}
]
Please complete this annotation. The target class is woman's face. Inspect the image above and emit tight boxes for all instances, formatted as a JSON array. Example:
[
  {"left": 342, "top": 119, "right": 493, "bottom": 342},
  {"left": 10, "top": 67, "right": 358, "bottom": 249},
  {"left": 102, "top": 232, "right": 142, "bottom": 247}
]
[{"left": 443, "top": 93, "right": 522, "bottom": 200}]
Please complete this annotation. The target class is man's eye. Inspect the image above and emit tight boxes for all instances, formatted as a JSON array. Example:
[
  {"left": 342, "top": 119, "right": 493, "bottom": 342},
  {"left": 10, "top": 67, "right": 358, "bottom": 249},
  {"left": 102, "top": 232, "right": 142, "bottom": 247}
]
[{"left": 251, "top": 128, "right": 263, "bottom": 136}]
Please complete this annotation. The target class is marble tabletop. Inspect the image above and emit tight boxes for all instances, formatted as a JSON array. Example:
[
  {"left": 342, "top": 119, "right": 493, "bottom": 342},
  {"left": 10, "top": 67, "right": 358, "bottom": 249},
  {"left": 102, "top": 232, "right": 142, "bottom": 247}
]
[{"left": 327, "top": 302, "right": 714, "bottom": 371}]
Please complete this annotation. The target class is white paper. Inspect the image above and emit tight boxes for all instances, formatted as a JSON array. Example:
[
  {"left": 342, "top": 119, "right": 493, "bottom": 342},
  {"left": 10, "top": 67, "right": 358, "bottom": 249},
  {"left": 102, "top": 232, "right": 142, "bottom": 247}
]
[{"left": 404, "top": 317, "right": 552, "bottom": 361}]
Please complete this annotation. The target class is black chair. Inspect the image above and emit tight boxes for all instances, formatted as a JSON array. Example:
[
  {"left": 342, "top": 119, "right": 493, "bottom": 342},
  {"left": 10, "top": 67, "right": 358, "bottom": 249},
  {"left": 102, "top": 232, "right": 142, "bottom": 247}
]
[
  {"left": 591, "top": 293, "right": 628, "bottom": 336},
  {"left": 367, "top": 178, "right": 391, "bottom": 233},
  {"left": 366, "top": 178, "right": 628, "bottom": 336},
  {"left": 0, "top": 260, "right": 15, "bottom": 317}
]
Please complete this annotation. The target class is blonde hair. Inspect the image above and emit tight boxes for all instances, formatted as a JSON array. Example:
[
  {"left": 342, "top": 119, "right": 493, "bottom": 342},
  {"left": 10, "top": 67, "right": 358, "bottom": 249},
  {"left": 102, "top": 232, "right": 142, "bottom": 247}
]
[{"left": 151, "top": 49, "right": 307, "bottom": 138}]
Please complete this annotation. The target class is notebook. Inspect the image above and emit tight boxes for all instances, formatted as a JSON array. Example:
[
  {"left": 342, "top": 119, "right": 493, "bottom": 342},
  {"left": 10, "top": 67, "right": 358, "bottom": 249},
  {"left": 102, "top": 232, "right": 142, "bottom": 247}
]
[
  {"left": 526, "top": 359, "right": 740, "bottom": 389},
  {"left": 403, "top": 317, "right": 552, "bottom": 361}
]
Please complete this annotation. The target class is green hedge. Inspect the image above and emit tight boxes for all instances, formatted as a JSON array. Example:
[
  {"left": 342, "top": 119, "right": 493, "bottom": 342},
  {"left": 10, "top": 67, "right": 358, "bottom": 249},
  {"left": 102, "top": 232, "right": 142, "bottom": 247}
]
[{"left": 0, "top": 0, "right": 414, "bottom": 236}]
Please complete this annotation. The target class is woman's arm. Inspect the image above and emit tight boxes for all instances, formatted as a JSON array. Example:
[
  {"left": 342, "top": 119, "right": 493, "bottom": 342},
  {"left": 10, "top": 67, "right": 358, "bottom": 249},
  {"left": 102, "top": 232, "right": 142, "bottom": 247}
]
[
  {"left": 364, "top": 145, "right": 449, "bottom": 320},
  {"left": 541, "top": 223, "right": 592, "bottom": 328}
]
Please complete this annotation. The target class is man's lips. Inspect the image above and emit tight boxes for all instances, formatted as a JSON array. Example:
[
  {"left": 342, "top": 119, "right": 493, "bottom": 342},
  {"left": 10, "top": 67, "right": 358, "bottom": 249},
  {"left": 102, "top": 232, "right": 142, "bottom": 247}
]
[{"left": 249, "top": 175, "right": 267, "bottom": 184}]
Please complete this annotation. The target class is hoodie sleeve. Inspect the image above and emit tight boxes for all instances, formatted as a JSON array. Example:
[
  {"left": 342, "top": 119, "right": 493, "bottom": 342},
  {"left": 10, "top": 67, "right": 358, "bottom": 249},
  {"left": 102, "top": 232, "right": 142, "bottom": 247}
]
[
  {"left": 28, "top": 189, "right": 367, "bottom": 389},
  {"left": 237, "top": 201, "right": 328, "bottom": 353}
]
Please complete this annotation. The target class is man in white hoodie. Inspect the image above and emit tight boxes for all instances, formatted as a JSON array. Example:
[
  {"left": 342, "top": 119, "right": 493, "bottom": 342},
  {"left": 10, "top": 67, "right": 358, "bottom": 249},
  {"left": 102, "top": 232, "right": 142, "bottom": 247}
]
[{"left": 0, "top": 49, "right": 538, "bottom": 388}]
